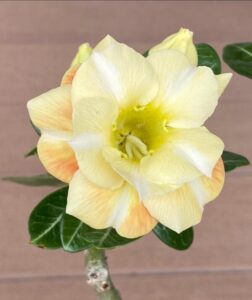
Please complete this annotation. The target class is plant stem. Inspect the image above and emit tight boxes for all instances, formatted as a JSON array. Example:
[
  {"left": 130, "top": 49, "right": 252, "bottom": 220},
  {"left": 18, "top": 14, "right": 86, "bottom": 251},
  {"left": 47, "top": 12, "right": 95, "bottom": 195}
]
[{"left": 85, "top": 248, "right": 122, "bottom": 300}]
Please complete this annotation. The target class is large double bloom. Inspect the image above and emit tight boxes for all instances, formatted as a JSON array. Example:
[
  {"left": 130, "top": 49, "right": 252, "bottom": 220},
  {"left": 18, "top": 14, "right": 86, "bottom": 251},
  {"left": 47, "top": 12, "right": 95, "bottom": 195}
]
[{"left": 28, "top": 29, "right": 232, "bottom": 238}]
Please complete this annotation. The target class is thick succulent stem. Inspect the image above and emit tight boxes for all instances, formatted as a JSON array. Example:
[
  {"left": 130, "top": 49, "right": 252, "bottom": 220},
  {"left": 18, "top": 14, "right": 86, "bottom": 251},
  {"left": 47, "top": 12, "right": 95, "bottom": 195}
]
[{"left": 85, "top": 248, "right": 122, "bottom": 300}]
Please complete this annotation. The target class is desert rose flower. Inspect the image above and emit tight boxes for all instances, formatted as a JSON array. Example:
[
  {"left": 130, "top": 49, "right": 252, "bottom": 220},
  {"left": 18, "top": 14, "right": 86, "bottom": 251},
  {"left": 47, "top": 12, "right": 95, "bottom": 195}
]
[{"left": 27, "top": 29, "right": 232, "bottom": 238}]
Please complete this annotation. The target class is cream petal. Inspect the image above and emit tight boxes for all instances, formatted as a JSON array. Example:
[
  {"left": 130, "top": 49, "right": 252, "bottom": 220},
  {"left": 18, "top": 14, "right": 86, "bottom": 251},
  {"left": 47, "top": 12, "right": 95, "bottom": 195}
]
[
  {"left": 216, "top": 73, "right": 233, "bottom": 96},
  {"left": 74, "top": 147, "right": 123, "bottom": 190},
  {"left": 72, "top": 96, "right": 118, "bottom": 135},
  {"left": 141, "top": 127, "right": 224, "bottom": 185},
  {"left": 94, "top": 35, "right": 116, "bottom": 52},
  {"left": 66, "top": 171, "right": 157, "bottom": 238},
  {"left": 27, "top": 85, "right": 72, "bottom": 134},
  {"left": 37, "top": 135, "right": 78, "bottom": 183},
  {"left": 166, "top": 65, "right": 219, "bottom": 128},
  {"left": 148, "top": 50, "right": 221, "bottom": 128},
  {"left": 147, "top": 50, "right": 192, "bottom": 102},
  {"left": 143, "top": 159, "right": 225, "bottom": 233},
  {"left": 102, "top": 146, "right": 179, "bottom": 199},
  {"left": 72, "top": 36, "right": 158, "bottom": 107},
  {"left": 70, "top": 96, "right": 122, "bottom": 189}
]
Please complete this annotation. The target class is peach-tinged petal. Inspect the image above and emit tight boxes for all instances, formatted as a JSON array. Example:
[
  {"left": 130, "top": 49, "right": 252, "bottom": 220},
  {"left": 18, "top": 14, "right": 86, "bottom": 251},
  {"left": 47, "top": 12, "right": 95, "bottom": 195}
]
[
  {"left": 37, "top": 135, "right": 78, "bottom": 183},
  {"left": 116, "top": 191, "right": 157, "bottom": 238},
  {"left": 144, "top": 159, "right": 225, "bottom": 233},
  {"left": 150, "top": 28, "right": 198, "bottom": 65},
  {"left": 72, "top": 36, "right": 158, "bottom": 108},
  {"left": 191, "top": 159, "right": 225, "bottom": 206},
  {"left": 66, "top": 171, "right": 156, "bottom": 238},
  {"left": 61, "top": 64, "right": 80, "bottom": 86},
  {"left": 27, "top": 85, "right": 72, "bottom": 134},
  {"left": 216, "top": 73, "right": 233, "bottom": 96}
]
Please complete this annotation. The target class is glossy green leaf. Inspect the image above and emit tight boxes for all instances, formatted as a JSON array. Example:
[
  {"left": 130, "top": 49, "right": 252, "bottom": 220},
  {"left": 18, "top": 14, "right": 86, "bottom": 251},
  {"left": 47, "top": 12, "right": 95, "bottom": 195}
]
[
  {"left": 29, "top": 187, "right": 68, "bottom": 249},
  {"left": 82, "top": 226, "right": 138, "bottom": 249},
  {"left": 223, "top": 43, "right": 252, "bottom": 78},
  {"left": 222, "top": 150, "right": 250, "bottom": 172},
  {"left": 196, "top": 43, "right": 221, "bottom": 74},
  {"left": 61, "top": 213, "right": 138, "bottom": 251},
  {"left": 2, "top": 173, "right": 65, "bottom": 187},
  {"left": 25, "top": 147, "right": 37, "bottom": 157},
  {"left": 60, "top": 213, "right": 90, "bottom": 252},
  {"left": 153, "top": 223, "right": 193, "bottom": 250}
]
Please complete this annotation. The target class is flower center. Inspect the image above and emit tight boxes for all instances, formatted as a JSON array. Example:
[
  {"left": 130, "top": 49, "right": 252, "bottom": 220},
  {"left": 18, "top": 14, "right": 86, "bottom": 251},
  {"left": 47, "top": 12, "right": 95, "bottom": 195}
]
[{"left": 113, "top": 103, "right": 168, "bottom": 161}]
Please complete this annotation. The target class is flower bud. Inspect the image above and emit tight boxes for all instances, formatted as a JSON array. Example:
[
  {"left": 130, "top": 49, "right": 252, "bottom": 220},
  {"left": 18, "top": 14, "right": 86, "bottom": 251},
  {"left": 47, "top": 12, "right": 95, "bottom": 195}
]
[
  {"left": 71, "top": 43, "right": 92, "bottom": 67},
  {"left": 150, "top": 28, "right": 198, "bottom": 65}
]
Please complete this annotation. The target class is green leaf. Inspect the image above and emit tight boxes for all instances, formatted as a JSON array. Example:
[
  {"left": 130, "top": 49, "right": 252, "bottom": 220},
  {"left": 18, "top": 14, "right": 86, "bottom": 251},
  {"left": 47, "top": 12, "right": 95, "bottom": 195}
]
[
  {"left": 223, "top": 43, "right": 252, "bottom": 78},
  {"left": 196, "top": 43, "right": 221, "bottom": 74},
  {"left": 142, "top": 49, "right": 149, "bottom": 57},
  {"left": 29, "top": 187, "right": 68, "bottom": 249},
  {"left": 25, "top": 147, "right": 37, "bottom": 157},
  {"left": 2, "top": 173, "right": 65, "bottom": 187},
  {"left": 61, "top": 213, "right": 138, "bottom": 251},
  {"left": 60, "top": 213, "right": 90, "bottom": 252},
  {"left": 82, "top": 226, "right": 138, "bottom": 249},
  {"left": 30, "top": 119, "right": 41, "bottom": 136},
  {"left": 222, "top": 150, "right": 250, "bottom": 172},
  {"left": 153, "top": 223, "right": 193, "bottom": 250}
]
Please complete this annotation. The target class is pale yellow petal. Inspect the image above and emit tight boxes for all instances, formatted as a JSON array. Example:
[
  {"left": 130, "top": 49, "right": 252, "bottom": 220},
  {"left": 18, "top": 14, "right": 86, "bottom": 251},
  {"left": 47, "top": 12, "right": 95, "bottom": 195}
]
[
  {"left": 141, "top": 127, "right": 224, "bottom": 185},
  {"left": 144, "top": 184, "right": 202, "bottom": 233},
  {"left": 70, "top": 96, "right": 122, "bottom": 189},
  {"left": 27, "top": 85, "right": 72, "bottom": 134},
  {"left": 66, "top": 171, "right": 156, "bottom": 238},
  {"left": 150, "top": 28, "right": 198, "bottom": 65},
  {"left": 72, "top": 96, "right": 118, "bottom": 135},
  {"left": 72, "top": 36, "right": 158, "bottom": 107},
  {"left": 37, "top": 135, "right": 78, "bottom": 183},
  {"left": 102, "top": 146, "right": 179, "bottom": 199},
  {"left": 143, "top": 159, "right": 225, "bottom": 233},
  {"left": 147, "top": 49, "right": 192, "bottom": 102},
  {"left": 216, "top": 73, "right": 233, "bottom": 96},
  {"left": 148, "top": 50, "right": 220, "bottom": 128},
  {"left": 166, "top": 66, "right": 219, "bottom": 128},
  {"left": 74, "top": 147, "right": 123, "bottom": 190},
  {"left": 94, "top": 34, "right": 116, "bottom": 52}
]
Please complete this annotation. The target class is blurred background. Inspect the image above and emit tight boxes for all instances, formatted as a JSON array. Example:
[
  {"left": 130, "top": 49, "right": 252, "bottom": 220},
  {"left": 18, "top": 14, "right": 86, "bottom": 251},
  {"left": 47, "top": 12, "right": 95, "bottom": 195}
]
[{"left": 0, "top": 1, "right": 251, "bottom": 299}]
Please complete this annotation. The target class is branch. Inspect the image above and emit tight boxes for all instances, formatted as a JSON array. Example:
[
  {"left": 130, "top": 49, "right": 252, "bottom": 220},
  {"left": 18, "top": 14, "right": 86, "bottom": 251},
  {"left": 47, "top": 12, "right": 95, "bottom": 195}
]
[{"left": 85, "top": 248, "right": 122, "bottom": 300}]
